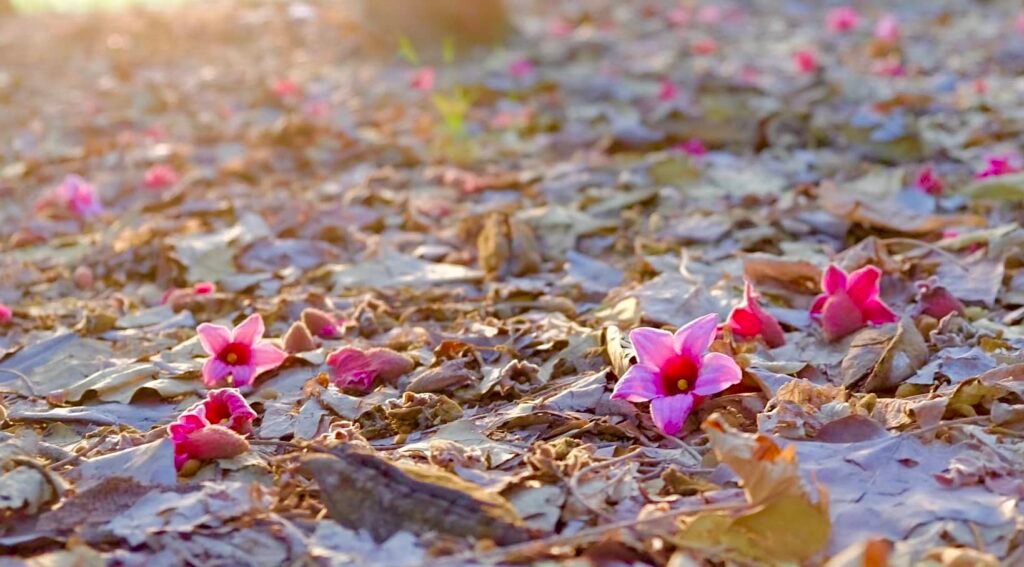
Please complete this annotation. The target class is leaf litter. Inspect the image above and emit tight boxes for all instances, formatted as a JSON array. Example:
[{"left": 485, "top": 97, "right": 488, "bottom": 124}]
[{"left": 3, "top": 0, "right": 1024, "bottom": 565}]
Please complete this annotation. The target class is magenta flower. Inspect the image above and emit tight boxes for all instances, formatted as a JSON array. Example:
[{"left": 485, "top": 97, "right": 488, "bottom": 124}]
[
  {"left": 658, "top": 79, "right": 679, "bottom": 102},
  {"left": 193, "top": 281, "right": 217, "bottom": 295},
  {"left": 196, "top": 314, "right": 287, "bottom": 388},
  {"left": 326, "top": 346, "right": 414, "bottom": 391},
  {"left": 677, "top": 138, "right": 707, "bottom": 157},
  {"left": 826, "top": 6, "right": 860, "bottom": 33},
  {"left": 610, "top": 314, "right": 742, "bottom": 436},
  {"left": 143, "top": 164, "right": 179, "bottom": 190},
  {"left": 874, "top": 14, "right": 900, "bottom": 42},
  {"left": 914, "top": 165, "right": 943, "bottom": 195},
  {"left": 508, "top": 58, "right": 535, "bottom": 79},
  {"left": 793, "top": 49, "right": 819, "bottom": 74},
  {"left": 810, "top": 265, "right": 898, "bottom": 341},
  {"left": 272, "top": 78, "right": 301, "bottom": 98},
  {"left": 915, "top": 278, "right": 965, "bottom": 320},
  {"left": 41, "top": 175, "right": 102, "bottom": 220},
  {"left": 976, "top": 156, "right": 1020, "bottom": 179},
  {"left": 0, "top": 303, "right": 11, "bottom": 325},
  {"left": 410, "top": 67, "right": 436, "bottom": 92},
  {"left": 725, "top": 282, "right": 786, "bottom": 348},
  {"left": 169, "top": 388, "right": 256, "bottom": 472},
  {"left": 691, "top": 38, "right": 718, "bottom": 55}
]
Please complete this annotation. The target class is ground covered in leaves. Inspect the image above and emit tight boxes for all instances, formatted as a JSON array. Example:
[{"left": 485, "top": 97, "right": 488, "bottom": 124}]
[{"left": 4, "top": 1, "right": 1024, "bottom": 565}]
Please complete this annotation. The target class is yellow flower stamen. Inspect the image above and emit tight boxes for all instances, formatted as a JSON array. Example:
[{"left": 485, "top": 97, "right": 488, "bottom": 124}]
[
  {"left": 225, "top": 352, "right": 238, "bottom": 364},
  {"left": 676, "top": 379, "right": 689, "bottom": 391}
]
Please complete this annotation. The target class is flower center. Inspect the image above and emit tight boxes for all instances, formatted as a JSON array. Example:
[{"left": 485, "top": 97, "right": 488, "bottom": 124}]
[
  {"left": 219, "top": 342, "right": 251, "bottom": 366},
  {"left": 661, "top": 354, "right": 698, "bottom": 396}
]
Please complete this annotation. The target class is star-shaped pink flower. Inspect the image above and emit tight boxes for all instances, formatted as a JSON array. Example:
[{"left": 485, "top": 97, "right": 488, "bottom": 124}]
[
  {"left": 196, "top": 314, "right": 287, "bottom": 388},
  {"left": 810, "top": 265, "right": 898, "bottom": 341},
  {"left": 611, "top": 314, "right": 742, "bottom": 436},
  {"left": 169, "top": 388, "right": 256, "bottom": 472}
]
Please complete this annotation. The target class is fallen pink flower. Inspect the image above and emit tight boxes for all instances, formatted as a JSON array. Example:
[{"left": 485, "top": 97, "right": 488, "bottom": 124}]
[
  {"left": 658, "top": 79, "right": 678, "bottom": 102},
  {"left": 549, "top": 18, "right": 574, "bottom": 37},
  {"left": 826, "top": 6, "right": 860, "bottom": 33},
  {"left": 914, "top": 165, "right": 943, "bottom": 195},
  {"left": 300, "top": 307, "right": 341, "bottom": 339},
  {"left": 0, "top": 303, "right": 11, "bottom": 325},
  {"left": 193, "top": 281, "right": 217, "bottom": 295},
  {"left": 272, "top": 78, "right": 301, "bottom": 98},
  {"left": 811, "top": 265, "right": 899, "bottom": 341},
  {"left": 41, "top": 175, "right": 103, "bottom": 220},
  {"left": 725, "top": 282, "right": 786, "bottom": 348},
  {"left": 667, "top": 7, "right": 690, "bottom": 26},
  {"left": 874, "top": 14, "right": 900, "bottom": 42},
  {"left": 1017, "top": 11, "right": 1024, "bottom": 33},
  {"left": 696, "top": 5, "right": 722, "bottom": 24},
  {"left": 611, "top": 314, "right": 742, "bottom": 436},
  {"left": 197, "top": 313, "right": 287, "bottom": 388},
  {"left": 793, "top": 49, "right": 819, "bottom": 74},
  {"left": 676, "top": 138, "right": 707, "bottom": 157},
  {"left": 508, "top": 58, "right": 535, "bottom": 79},
  {"left": 871, "top": 57, "right": 905, "bottom": 77},
  {"left": 326, "top": 346, "right": 414, "bottom": 391},
  {"left": 915, "top": 278, "right": 965, "bottom": 320},
  {"left": 143, "top": 164, "right": 179, "bottom": 190},
  {"left": 691, "top": 39, "right": 718, "bottom": 55},
  {"left": 976, "top": 155, "right": 1020, "bottom": 179},
  {"left": 169, "top": 388, "right": 256, "bottom": 472},
  {"left": 410, "top": 67, "right": 436, "bottom": 92}
]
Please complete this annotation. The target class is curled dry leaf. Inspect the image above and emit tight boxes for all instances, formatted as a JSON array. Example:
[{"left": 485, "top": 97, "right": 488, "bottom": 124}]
[
  {"left": 840, "top": 317, "right": 928, "bottom": 393},
  {"left": 477, "top": 212, "right": 542, "bottom": 279}
]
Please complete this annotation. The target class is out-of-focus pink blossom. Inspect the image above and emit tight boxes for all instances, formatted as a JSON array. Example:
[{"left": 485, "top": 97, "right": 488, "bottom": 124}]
[
  {"left": 143, "top": 164, "right": 179, "bottom": 190},
  {"left": 0, "top": 304, "right": 11, "bottom": 325},
  {"left": 272, "top": 78, "right": 301, "bottom": 98},
  {"left": 326, "top": 347, "right": 414, "bottom": 391},
  {"left": 169, "top": 389, "right": 256, "bottom": 472},
  {"left": 696, "top": 5, "right": 722, "bottom": 24},
  {"left": 667, "top": 7, "right": 690, "bottom": 26},
  {"left": 826, "top": 6, "right": 861, "bottom": 33},
  {"left": 794, "top": 49, "right": 819, "bottom": 74},
  {"left": 43, "top": 175, "right": 103, "bottom": 220},
  {"left": 915, "top": 278, "right": 965, "bottom": 320},
  {"left": 691, "top": 38, "right": 718, "bottom": 55},
  {"left": 976, "top": 155, "right": 1020, "bottom": 179},
  {"left": 197, "top": 314, "right": 287, "bottom": 388},
  {"left": 914, "top": 166, "right": 943, "bottom": 195},
  {"left": 610, "top": 314, "right": 742, "bottom": 436},
  {"left": 811, "top": 265, "right": 898, "bottom": 341},
  {"left": 410, "top": 66, "right": 436, "bottom": 92},
  {"left": 658, "top": 79, "right": 679, "bottom": 101},
  {"left": 508, "top": 58, "right": 535, "bottom": 79},
  {"left": 193, "top": 281, "right": 217, "bottom": 295},
  {"left": 676, "top": 138, "right": 707, "bottom": 157},
  {"left": 874, "top": 14, "right": 900, "bottom": 42},
  {"left": 1016, "top": 11, "right": 1024, "bottom": 33},
  {"left": 549, "top": 18, "right": 574, "bottom": 37},
  {"left": 725, "top": 282, "right": 786, "bottom": 348},
  {"left": 871, "top": 56, "right": 905, "bottom": 76}
]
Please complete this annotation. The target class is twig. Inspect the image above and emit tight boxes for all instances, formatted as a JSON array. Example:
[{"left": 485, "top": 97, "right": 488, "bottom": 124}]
[{"left": 881, "top": 237, "right": 966, "bottom": 268}]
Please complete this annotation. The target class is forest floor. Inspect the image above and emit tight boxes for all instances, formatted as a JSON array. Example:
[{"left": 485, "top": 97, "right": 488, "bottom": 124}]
[{"left": 3, "top": 1, "right": 1024, "bottom": 565}]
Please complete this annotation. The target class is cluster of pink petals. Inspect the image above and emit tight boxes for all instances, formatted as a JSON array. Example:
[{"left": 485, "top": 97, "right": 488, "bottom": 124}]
[
  {"left": 611, "top": 314, "right": 742, "bottom": 436},
  {"left": 0, "top": 303, "right": 11, "bottom": 325},
  {"left": 725, "top": 282, "right": 786, "bottom": 348},
  {"left": 197, "top": 313, "right": 287, "bottom": 388},
  {"left": 658, "top": 79, "right": 679, "bottom": 102},
  {"left": 41, "top": 175, "right": 102, "bottom": 220},
  {"left": 677, "top": 138, "right": 707, "bottom": 157},
  {"left": 826, "top": 6, "right": 860, "bottom": 33},
  {"left": 326, "top": 346, "right": 414, "bottom": 391},
  {"left": 508, "top": 58, "right": 535, "bottom": 79},
  {"left": 811, "top": 265, "right": 898, "bottom": 341},
  {"left": 976, "top": 156, "right": 1020, "bottom": 179},
  {"left": 169, "top": 389, "right": 256, "bottom": 471},
  {"left": 272, "top": 78, "right": 302, "bottom": 98},
  {"left": 914, "top": 165, "right": 944, "bottom": 195},
  {"left": 143, "top": 164, "right": 179, "bottom": 190},
  {"left": 915, "top": 278, "right": 965, "bottom": 320},
  {"left": 874, "top": 14, "right": 900, "bottom": 42},
  {"left": 410, "top": 67, "right": 436, "bottom": 92},
  {"left": 793, "top": 49, "right": 819, "bottom": 74}
]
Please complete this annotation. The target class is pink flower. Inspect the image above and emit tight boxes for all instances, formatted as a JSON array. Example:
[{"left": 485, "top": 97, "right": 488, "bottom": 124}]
[
  {"left": 410, "top": 67, "right": 436, "bottom": 92},
  {"left": 272, "top": 78, "right": 301, "bottom": 98},
  {"left": 44, "top": 175, "right": 102, "bottom": 219},
  {"left": 915, "top": 278, "right": 965, "bottom": 320},
  {"left": 196, "top": 314, "right": 287, "bottom": 388},
  {"left": 976, "top": 155, "right": 1020, "bottom": 179},
  {"left": 691, "top": 38, "right": 718, "bottom": 55},
  {"left": 658, "top": 79, "right": 678, "bottom": 102},
  {"left": 696, "top": 5, "right": 722, "bottom": 25},
  {"left": 725, "top": 282, "right": 786, "bottom": 348},
  {"left": 143, "top": 164, "right": 179, "bottom": 190},
  {"left": 811, "top": 265, "right": 898, "bottom": 341},
  {"left": 1016, "top": 11, "right": 1024, "bottom": 33},
  {"left": 874, "top": 14, "right": 900, "bottom": 42},
  {"left": 549, "top": 18, "right": 574, "bottom": 37},
  {"left": 169, "top": 388, "right": 256, "bottom": 471},
  {"left": 193, "top": 281, "right": 217, "bottom": 295},
  {"left": 667, "top": 7, "right": 690, "bottom": 26},
  {"left": 326, "top": 347, "right": 414, "bottom": 391},
  {"left": 0, "top": 303, "right": 11, "bottom": 325},
  {"left": 793, "top": 49, "right": 819, "bottom": 74},
  {"left": 826, "top": 6, "right": 860, "bottom": 33},
  {"left": 870, "top": 57, "right": 905, "bottom": 77},
  {"left": 508, "top": 58, "right": 535, "bottom": 79},
  {"left": 676, "top": 138, "right": 707, "bottom": 157},
  {"left": 611, "top": 314, "right": 742, "bottom": 436},
  {"left": 914, "top": 165, "right": 943, "bottom": 195}
]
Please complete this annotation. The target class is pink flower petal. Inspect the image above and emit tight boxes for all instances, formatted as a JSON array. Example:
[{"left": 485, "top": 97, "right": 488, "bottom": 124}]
[
  {"left": 202, "top": 357, "right": 233, "bottom": 387},
  {"left": 650, "top": 393, "right": 694, "bottom": 436},
  {"left": 232, "top": 313, "right": 266, "bottom": 345},
  {"left": 861, "top": 298, "right": 899, "bottom": 325},
  {"left": 822, "top": 264, "right": 847, "bottom": 295},
  {"left": 229, "top": 364, "right": 254, "bottom": 388},
  {"left": 196, "top": 323, "right": 231, "bottom": 355},
  {"left": 610, "top": 364, "right": 662, "bottom": 402},
  {"left": 250, "top": 343, "right": 287, "bottom": 374},
  {"left": 820, "top": 292, "right": 866, "bottom": 342},
  {"left": 693, "top": 353, "right": 742, "bottom": 396},
  {"left": 810, "top": 293, "right": 828, "bottom": 317},
  {"left": 628, "top": 327, "right": 677, "bottom": 368},
  {"left": 672, "top": 313, "right": 719, "bottom": 362},
  {"left": 846, "top": 265, "right": 882, "bottom": 306},
  {"left": 178, "top": 425, "right": 250, "bottom": 462}
]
